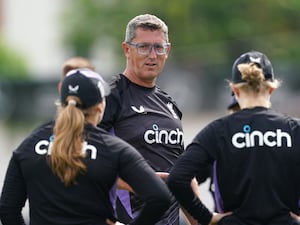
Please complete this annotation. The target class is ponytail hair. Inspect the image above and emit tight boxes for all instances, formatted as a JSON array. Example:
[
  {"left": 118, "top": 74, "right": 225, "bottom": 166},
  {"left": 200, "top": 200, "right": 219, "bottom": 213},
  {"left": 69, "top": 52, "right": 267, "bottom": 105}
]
[
  {"left": 49, "top": 96, "right": 86, "bottom": 186},
  {"left": 235, "top": 63, "right": 280, "bottom": 93}
]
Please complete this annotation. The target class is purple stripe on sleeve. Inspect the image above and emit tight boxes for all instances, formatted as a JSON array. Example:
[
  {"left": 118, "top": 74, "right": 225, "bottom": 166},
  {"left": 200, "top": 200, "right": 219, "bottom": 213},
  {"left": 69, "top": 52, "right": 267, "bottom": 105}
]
[{"left": 213, "top": 161, "right": 224, "bottom": 213}]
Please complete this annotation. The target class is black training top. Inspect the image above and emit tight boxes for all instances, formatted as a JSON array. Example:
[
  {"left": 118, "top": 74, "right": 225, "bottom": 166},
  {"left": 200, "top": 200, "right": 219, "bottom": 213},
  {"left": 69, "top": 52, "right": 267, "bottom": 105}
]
[
  {"left": 168, "top": 107, "right": 300, "bottom": 225},
  {"left": 99, "top": 74, "right": 184, "bottom": 224},
  {"left": 0, "top": 121, "right": 171, "bottom": 225},
  {"left": 100, "top": 74, "right": 184, "bottom": 172}
]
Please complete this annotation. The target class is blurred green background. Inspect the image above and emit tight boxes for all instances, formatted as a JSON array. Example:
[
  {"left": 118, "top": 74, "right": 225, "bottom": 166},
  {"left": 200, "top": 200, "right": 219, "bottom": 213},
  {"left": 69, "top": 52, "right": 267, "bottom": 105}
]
[{"left": 1, "top": 0, "right": 300, "bottom": 122}]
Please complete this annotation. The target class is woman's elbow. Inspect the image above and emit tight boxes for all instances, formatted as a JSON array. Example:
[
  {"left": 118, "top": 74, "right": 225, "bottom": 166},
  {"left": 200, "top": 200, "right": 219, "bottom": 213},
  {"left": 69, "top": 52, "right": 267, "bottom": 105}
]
[
  {"left": 166, "top": 172, "right": 179, "bottom": 192},
  {"left": 150, "top": 192, "right": 172, "bottom": 212}
]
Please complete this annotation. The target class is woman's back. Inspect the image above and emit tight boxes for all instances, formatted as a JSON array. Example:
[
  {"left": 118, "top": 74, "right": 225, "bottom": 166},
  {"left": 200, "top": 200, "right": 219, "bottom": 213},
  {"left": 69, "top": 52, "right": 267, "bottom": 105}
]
[
  {"left": 168, "top": 51, "right": 300, "bottom": 225},
  {"left": 0, "top": 69, "right": 171, "bottom": 225},
  {"left": 212, "top": 107, "right": 300, "bottom": 224}
]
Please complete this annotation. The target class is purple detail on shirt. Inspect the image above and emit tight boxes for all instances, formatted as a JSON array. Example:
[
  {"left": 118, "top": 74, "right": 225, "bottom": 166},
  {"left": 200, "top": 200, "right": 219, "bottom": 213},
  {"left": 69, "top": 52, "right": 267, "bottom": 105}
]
[
  {"left": 109, "top": 128, "right": 115, "bottom": 135},
  {"left": 213, "top": 161, "right": 224, "bottom": 213},
  {"left": 109, "top": 128, "right": 133, "bottom": 217},
  {"left": 117, "top": 190, "right": 133, "bottom": 218},
  {"left": 109, "top": 180, "right": 117, "bottom": 212}
]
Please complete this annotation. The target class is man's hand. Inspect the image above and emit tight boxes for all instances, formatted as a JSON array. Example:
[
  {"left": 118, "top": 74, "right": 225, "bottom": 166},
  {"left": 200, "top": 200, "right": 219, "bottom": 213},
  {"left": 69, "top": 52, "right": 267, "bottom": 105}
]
[
  {"left": 156, "top": 172, "right": 169, "bottom": 180},
  {"left": 117, "top": 172, "right": 169, "bottom": 193},
  {"left": 117, "top": 178, "right": 134, "bottom": 193},
  {"left": 209, "top": 212, "right": 232, "bottom": 225},
  {"left": 106, "top": 219, "right": 125, "bottom": 225},
  {"left": 290, "top": 212, "right": 300, "bottom": 223}
]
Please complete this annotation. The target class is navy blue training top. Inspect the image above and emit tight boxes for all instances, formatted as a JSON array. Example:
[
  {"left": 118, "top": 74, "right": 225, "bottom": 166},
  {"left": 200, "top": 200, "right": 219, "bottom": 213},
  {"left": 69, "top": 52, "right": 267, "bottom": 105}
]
[
  {"left": 168, "top": 107, "right": 300, "bottom": 225},
  {"left": 0, "top": 122, "right": 171, "bottom": 225}
]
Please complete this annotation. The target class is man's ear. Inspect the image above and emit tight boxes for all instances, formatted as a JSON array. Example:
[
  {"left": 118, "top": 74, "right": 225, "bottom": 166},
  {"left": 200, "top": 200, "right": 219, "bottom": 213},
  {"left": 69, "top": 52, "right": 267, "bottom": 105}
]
[
  {"left": 122, "top": 42, "right": 130, "bottom": 57},
  {"left": 165, "top": 43, "right": 171, "bottom": 59}
]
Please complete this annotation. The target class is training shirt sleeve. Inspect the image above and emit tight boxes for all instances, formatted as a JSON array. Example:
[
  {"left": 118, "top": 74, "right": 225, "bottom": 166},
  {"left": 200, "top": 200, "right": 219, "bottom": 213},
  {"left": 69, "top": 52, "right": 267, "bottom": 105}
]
[
  {"left": 99, "top": 76, "right": 123, "bottom": 131},
  {"left": 118, "top": 144, "right": 172, "bottom": 225},
  {"left": 99, "top": 93, "right": 120, "bottom": 131},
  {"left": 167, "top": 123, "right": 218, "bottom": 225},
  {"left": 0, "top": 155, "right": 27, "bottom": 225}
]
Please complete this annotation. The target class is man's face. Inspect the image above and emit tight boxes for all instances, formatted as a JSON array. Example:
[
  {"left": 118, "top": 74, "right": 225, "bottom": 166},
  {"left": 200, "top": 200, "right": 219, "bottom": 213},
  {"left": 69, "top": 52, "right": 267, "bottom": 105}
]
[{"left": 123, "top": 28, "right": 170, "bottom": 85}]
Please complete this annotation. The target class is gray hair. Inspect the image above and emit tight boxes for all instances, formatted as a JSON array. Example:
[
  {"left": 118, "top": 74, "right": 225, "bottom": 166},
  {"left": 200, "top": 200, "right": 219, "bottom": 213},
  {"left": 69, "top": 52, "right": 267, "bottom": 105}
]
[{"left": 124, "top": 14, "right": 169, "bottom": 43}]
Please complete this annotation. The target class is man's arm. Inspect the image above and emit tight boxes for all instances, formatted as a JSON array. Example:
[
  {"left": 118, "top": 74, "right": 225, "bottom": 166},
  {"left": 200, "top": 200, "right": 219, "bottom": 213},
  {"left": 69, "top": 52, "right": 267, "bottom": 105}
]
[
  {"left": 117, "top": 178, "right": 134, "bottom": 193},
  {"left": 117, "top": 171, "right": 201, "bottom": 224}
]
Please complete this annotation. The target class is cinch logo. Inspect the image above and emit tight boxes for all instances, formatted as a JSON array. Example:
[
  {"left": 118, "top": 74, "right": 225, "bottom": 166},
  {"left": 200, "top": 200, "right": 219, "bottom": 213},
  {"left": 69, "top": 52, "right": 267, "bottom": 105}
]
[
  {"left": 231, "top": 125, "right": 292, "bottom": 148},
  {"left": 144, "top": 124, "right": 183, "bottom": 145},
  {"left": 35, "top": 135, "right": 98, "bottom": 159}
]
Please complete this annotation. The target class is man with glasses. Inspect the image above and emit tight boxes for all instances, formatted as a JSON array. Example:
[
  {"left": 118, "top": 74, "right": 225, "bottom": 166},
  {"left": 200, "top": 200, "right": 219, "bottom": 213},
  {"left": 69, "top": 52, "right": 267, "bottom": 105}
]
[{"left": 99, "top": 14, "right": 199, "bottom": 225}]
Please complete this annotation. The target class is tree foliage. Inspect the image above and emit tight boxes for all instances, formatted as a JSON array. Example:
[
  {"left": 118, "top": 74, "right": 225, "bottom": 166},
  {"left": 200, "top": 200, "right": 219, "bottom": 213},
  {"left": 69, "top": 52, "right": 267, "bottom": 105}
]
[
  {"left": 0, "top": 38, "right": 29, "bottom": 80},
  {"left": 61, "top": 0, "right": 300, "bottom": 89}
]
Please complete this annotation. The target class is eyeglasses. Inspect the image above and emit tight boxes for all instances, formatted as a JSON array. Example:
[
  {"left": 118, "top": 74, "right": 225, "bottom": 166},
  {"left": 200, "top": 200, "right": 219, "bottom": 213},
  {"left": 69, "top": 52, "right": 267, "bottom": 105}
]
[{"left": 127, "top": 42, "right": 170, "bottom": 55}]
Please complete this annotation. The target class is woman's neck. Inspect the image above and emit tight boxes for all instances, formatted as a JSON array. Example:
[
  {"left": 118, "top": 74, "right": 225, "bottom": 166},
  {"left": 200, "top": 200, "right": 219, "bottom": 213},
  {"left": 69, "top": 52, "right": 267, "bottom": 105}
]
[{"left": 237, "top": 93, "right": 271, "bottom": 109}]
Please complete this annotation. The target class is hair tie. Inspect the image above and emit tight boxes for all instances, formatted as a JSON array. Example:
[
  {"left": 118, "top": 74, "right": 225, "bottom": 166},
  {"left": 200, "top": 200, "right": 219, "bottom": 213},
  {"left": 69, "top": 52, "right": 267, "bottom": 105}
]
[{"left": 68, "top": 99, "right": 77, "bottom": 106}]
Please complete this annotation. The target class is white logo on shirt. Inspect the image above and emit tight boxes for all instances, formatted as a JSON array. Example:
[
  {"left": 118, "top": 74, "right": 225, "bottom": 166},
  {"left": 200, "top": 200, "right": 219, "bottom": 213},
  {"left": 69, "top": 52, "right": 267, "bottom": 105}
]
[
  {"left": 35, "top": 136, "right": 98, "bottom": 159},
  {"left": 167, "top": 102, "right": 178, "bottom": 119},
  {"left": 131, "top": 105, "right": 145, "bottom": 113},
  {"left": 231, "top": 125, "right": 292, "bottom": 148},
  {"left": 144, "top": 124, "right": 183, "bottom": 145}
]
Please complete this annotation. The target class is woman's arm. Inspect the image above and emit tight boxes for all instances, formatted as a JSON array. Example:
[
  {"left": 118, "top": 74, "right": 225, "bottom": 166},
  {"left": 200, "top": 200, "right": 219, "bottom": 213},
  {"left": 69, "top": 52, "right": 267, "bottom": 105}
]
[
  {"left": 119, "top": 148, "right": 171, "bottom": 225},
  {"left": 0, "top": 156, "right": 27, "bottom": 225},
  {"left": 117, "top": 172, "right": 171, "bottom": 193},
  {"left": 180, "top": 178, "right": 200, "bottom": 225},
  {"left": 167, "top": 143, "right": 214, "bottom": 225}
]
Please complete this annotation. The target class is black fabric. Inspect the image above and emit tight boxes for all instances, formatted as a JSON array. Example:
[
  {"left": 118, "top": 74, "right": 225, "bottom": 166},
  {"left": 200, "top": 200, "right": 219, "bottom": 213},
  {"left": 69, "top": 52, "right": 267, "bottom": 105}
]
[
  {"left": 61, "top": 70, "right": 110, "bottom": 109},
  {"left": 168, "top": 107, "right": 300, "bottom": 225},
  {"left": 115, "top": 198, "right": 132, "bottom": 224},
  {"left": 231, "top": 51, "right": 274, "bottom": 83},
  {"left": 99, "top": 74, "right": 184, "bottom": 224},
  {"left": 0, "top": 122, "right": 171, "bottom": 225},
  {"left": 100, "top": 74, "right": 184, "bottom": 173},
  {"left": 219, "top": 214, "right": 300, "bottom": 225}
]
